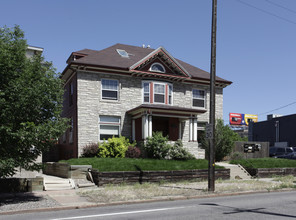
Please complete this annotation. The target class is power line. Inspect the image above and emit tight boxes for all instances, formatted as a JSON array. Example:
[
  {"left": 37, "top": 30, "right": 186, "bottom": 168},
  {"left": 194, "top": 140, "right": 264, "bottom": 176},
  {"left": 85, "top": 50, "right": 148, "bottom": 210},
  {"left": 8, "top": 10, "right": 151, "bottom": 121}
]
[
  {"left": 237, "top": 0, "right": 296, "bottom": 25},
  {"left": 265, "top": 0, "right": 296, "bottom": 15},
  {"left": 258, "top": 101, "right": 296, "bottom": 116}
]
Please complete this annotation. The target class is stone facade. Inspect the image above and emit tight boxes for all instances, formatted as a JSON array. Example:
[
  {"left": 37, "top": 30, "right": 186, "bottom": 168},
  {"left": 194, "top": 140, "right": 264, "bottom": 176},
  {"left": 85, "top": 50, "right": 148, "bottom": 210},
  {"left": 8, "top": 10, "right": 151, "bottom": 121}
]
[{"left": 75, "top": 70, "right": 224, "bottom": 158}]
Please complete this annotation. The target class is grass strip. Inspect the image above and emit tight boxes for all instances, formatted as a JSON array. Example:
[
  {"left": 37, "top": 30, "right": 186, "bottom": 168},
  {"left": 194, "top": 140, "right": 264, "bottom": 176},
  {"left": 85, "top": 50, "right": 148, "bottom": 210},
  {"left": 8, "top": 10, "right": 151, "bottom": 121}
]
[
  {"left": 230, "top": 157, "right": 296, "bottom": 169},
  {"left": 60, "top": 158, "right": 223, "bottom": 171}
]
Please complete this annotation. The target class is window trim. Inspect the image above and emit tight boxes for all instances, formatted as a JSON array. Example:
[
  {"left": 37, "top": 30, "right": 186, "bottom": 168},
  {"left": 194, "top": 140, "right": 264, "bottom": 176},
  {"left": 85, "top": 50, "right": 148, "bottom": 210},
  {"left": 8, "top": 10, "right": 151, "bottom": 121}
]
[
  {"left": 192, "top": 89, "right": 206, "bottom": 109},
  {"left": 99, "top": 116, "right": 121, "bottom": 141},
  {"left": 101, "top": 79, "right": 119, "bottom": 101},
  {"left": 142, "top": 81, "right": 173, "bottom": 105},
  {"left": 149, "top": 62, "right": 166, "bottom": 73},
  {"left": 153, "top": 83, "right": 166, "bottom": 104},
  {"left": 69, "top": 81, "right": 74, "bottom": 106}
]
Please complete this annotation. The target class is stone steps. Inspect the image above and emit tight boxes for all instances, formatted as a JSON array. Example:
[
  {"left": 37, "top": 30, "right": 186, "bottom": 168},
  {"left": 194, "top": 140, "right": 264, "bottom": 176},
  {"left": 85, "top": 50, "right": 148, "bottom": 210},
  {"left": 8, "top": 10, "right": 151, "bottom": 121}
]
[{"left": 216, "top": 162, "right": 252, "bottom": 180}]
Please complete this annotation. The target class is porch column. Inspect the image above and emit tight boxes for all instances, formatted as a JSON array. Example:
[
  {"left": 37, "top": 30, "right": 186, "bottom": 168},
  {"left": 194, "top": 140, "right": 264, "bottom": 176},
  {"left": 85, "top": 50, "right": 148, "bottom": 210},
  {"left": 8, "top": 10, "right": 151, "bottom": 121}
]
[
  {"left": 193, "top": 117, "right": 197, "bottom": 141},
  {"left": 189, "top": 118, "right": 193, "bottom": 141},
  {"left": 142, "top": 114, "right": 149, "bottom": 139},
  {"left": 148, "top": 115, "right": 152, "bottom": 137},
  {"left": 179, "top": 120, "right": 182, "bottom": 139},
  {"left": 132, "top": 119, "right": 135, "bottom": 141}
]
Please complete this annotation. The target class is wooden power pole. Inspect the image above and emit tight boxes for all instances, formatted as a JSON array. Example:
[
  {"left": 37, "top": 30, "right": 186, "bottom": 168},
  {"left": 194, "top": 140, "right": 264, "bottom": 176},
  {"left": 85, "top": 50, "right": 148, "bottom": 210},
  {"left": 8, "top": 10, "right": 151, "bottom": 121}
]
[{"left": 208, "top": 0, "right": 217, "bottom": 192}]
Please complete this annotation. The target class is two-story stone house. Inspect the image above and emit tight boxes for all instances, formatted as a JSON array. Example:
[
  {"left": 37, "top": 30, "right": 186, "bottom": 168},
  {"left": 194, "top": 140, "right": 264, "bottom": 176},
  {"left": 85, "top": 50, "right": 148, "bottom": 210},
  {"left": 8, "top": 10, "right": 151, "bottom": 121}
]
[{"left": 58, "top": 43, "right": 231, "bottom": 160}]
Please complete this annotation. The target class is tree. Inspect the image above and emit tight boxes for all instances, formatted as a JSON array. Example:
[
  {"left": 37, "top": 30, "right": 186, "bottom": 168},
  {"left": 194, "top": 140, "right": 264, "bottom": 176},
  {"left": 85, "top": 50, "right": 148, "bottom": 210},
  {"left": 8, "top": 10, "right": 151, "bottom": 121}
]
[
  {"left": 201, "top": 119, "right": 244, "bottom": 161},
  {"left": 0, "top": 26, "right": 68, "bottom": 178}
]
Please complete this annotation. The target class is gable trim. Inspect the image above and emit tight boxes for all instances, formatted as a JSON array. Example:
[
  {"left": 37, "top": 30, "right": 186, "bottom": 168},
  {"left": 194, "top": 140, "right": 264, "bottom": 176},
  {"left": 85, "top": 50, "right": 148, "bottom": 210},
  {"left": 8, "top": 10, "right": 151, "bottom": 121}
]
[{"left": 129, "top": 47, "right": 191, "bottom": 78}]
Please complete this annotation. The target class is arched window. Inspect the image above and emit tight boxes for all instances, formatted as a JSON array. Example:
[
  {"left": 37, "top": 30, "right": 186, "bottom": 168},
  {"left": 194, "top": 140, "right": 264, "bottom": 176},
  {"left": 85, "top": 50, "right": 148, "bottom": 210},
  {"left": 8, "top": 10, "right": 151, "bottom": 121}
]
[{"left": 149, "top": 63, "right": 165, "bottom": 73}]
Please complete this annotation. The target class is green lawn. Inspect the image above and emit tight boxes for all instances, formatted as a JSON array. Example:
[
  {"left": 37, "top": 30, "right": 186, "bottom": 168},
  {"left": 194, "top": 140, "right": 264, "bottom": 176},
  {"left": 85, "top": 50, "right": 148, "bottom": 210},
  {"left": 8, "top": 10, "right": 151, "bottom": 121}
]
[
  {"left": 230, "top": 158, "right": 296, "bottom": 169},
  {"left": 60, "top": 158, "right": 223, "bottom": 172}
]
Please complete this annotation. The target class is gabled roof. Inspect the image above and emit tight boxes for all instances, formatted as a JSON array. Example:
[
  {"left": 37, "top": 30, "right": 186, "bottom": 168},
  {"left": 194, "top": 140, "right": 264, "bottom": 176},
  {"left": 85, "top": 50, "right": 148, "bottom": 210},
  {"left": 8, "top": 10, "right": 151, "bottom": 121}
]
[{"left": 63, "top": 43, "right": 232, "bottom": 86}]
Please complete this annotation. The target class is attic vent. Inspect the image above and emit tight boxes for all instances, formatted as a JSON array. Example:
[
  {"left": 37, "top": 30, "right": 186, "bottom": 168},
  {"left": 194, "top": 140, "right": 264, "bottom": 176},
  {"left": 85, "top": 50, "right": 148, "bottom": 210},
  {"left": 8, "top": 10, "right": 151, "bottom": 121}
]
[{"left": 116, "top": 49, "right": 129, "bottom": 58}]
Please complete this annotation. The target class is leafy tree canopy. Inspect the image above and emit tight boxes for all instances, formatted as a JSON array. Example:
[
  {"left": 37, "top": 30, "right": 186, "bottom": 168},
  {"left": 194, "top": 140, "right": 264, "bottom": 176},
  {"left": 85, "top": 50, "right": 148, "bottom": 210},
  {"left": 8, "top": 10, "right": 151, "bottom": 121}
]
[
  {"left": 201, "top": 119, "right": 245, "bottom": 162},
  {"left": 0, "top": 26, "right": 68, "bottom": 177}
]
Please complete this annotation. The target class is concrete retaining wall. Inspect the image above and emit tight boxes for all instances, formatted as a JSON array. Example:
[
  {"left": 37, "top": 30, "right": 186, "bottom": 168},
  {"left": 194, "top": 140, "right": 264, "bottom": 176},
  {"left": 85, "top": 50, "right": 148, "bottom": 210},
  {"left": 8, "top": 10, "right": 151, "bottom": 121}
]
[{"left": 43, "top": 162, "right": 92, "bottom": 179}]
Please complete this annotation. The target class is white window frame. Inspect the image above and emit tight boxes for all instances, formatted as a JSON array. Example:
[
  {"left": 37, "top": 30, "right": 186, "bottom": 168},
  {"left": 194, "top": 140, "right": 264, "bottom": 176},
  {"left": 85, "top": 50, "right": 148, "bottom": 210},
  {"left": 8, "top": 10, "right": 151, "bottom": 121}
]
[
  {"left": 101, "top": 79, "right": 119, "bottom": 100},
  {"left": 192, "top": 89, "right": 206, "bottom": 109},
  {"left": 99, "top": 116, "right": 121, "bottom": 141},
  {"left": 142, "top": 81, "right": 173, "bottom": 105},
  {"left": 149, "top": 62, "right": 165, "bottom": 73},
  {"left": 153, "top": 83, "right": 166, "bottom": 104},
  {"left": 69, "top": 117, "right": 74, "bottom": 144},
  {"left": 142, "top": 82, "right": 150, "bottom": 103}
]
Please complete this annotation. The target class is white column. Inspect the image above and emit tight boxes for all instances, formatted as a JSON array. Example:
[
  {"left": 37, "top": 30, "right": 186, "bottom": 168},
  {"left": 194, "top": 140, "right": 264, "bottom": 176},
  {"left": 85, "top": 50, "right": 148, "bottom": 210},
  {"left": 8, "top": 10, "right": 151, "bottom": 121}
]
[
  {"left": 142, "top": 114, "right": 149, "bottom": 139},
  {"left": 148, "top": 115, "right": 152, "bottom": 137},
  {"left": 189, "top": 118, "right": 193, "bottom": 141},
  {"left": 193, "top": 117, "right": 197, "bottom": 141},
  {"left": 132, "top": 119, "right": 135, "bottom": 141},
  {"left": 142, "top": 115, "right": 145, "bottom": 139},
  {"left": 179, "top": 120, "right": 182, "bottom": 140}
]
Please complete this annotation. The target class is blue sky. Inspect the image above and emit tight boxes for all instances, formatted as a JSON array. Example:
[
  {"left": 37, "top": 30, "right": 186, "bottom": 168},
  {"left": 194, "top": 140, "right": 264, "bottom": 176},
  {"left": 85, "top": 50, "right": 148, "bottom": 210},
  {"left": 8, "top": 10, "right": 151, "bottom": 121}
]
[{"left": 1, "top": 0, "right": 295, "bottom": 123}]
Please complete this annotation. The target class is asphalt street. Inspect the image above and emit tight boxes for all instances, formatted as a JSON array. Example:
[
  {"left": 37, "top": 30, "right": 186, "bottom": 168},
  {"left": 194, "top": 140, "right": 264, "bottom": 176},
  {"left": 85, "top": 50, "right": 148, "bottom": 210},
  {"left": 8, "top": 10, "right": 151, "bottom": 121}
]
[{"left": 1, "top": 191, "right": 296, "bottom": 220}]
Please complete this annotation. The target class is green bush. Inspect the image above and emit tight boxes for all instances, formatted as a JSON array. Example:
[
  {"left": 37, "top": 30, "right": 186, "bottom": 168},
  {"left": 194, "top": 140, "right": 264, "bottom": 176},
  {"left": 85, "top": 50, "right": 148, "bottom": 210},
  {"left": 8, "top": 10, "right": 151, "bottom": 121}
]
[
  {"left": 168, "top": 140, "right": 195, "bottom": 160},
  {"left": 98, "top": 136, "right": 133, "bottom": 158},
  {"left": 201, "top": 119, "right": 244, "bottom": 161},
  {"left": 144, "top": 132, "right": 171, "bottom": 159}
]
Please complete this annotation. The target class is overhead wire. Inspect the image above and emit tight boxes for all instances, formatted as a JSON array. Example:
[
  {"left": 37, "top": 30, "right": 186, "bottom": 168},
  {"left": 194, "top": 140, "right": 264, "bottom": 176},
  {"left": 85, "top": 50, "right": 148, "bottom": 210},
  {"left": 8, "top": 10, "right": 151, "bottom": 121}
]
[
  {"left": 236, "top": 0, "right": 296, "bottom": 25},
  {"left": 258, "top": 101, "right": 296, "bottom": 116},
  {"left": 265, "top": 0, "right": 296, "bottom": 15}
]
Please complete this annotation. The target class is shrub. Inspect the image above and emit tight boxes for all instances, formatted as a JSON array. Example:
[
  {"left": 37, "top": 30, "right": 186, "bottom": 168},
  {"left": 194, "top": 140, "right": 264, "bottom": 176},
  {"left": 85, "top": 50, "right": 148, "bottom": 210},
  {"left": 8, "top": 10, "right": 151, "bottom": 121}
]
[
  {"left": 98, "top": 136, "right": 133, "bottom": 158},
  {"left": 125, "top": 146, "right": 141, "bottom": 158},
  {"left": 201, "top": 119, "right": 244, "bottom": 161},
  {"left": 144, "top": 132, "right": 171, "bottom": 159},
  {"left": 168, "top": 140, "right": 195, "bottom": 160},
  {"left": 81, "top": 143, "right": 99, "bottom": 158}
]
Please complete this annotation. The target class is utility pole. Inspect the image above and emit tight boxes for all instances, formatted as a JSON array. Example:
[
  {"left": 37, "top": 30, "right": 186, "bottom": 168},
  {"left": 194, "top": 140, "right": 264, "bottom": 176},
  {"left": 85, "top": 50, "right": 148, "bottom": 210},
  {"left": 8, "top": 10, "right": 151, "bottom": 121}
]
[{"left": 208, "top": 0, "right": 217, "bottom": 192}]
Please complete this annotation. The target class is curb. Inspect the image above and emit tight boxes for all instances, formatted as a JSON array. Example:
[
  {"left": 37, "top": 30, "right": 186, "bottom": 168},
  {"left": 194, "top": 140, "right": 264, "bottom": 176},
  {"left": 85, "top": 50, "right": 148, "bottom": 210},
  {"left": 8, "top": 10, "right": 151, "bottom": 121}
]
[{"left": 1, "top": 188, "right": 296, "bottom": 215}]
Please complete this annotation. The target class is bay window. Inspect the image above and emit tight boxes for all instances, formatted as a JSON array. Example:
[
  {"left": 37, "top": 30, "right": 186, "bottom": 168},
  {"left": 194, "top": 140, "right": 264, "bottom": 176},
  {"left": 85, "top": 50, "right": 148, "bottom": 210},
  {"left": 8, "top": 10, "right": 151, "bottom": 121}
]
[{"left": 142, "top": 81, "right": 173, "bottom": 105}]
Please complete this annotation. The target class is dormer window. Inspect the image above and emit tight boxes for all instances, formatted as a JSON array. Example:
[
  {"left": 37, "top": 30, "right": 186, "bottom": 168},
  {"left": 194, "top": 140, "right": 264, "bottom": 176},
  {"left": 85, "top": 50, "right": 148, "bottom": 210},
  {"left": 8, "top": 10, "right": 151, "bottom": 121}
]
[{"left": 149, "top": 63, "right": 165, "bottom": 73}]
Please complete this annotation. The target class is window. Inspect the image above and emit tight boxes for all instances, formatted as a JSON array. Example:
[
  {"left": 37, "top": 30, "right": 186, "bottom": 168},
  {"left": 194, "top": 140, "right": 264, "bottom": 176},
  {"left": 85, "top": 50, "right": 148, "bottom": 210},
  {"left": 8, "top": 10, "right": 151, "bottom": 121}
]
[
  {"left": 154, "top": 83, "right": 165, "bottom": 103},
  {"left": 192, "top": 89, "right": 205, "bottom": 108},
  {"left": 142, "top": 81, "right": 172, "bottom": 105},
  {"left": 143, "top": 82, "right": 150, "bottom": 103},
  {"left": 99, "top": 116, "right": 120, "bottom": 141},
  {"left": 149, "top": 63, "right": 165, "bottom": 73},
  {"left": 69, "top": 117, "right": 74, "bottom": 144},
  {"left": 102, "top": 79, "right": 118, "bottom": 100},
  {"left": 168, "top": 85, "right": 172, "bottom": 105},
  {"left": 69, "top": 81, "right": 74, "bottom": 106}
]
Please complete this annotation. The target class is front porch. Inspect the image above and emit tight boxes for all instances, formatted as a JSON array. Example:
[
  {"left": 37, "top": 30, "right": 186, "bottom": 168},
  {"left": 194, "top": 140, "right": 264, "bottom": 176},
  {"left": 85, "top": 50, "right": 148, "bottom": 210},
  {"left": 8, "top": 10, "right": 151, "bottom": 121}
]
[{"left": 127, "top": 104, "right": 207, "bottom": 158}]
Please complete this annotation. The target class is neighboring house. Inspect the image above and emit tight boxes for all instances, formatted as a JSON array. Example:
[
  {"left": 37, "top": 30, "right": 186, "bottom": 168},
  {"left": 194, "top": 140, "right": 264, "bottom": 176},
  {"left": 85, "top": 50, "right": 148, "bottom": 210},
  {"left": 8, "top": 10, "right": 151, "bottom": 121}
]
[
  {"left": 249, "top": 114, "right": 296, "bottom": 147},
  {"left": 26, "top": 45, "right": 43, "bottom": 59},
  {"left": 58, "top": 43, "right": 232, "bottom": 160}
]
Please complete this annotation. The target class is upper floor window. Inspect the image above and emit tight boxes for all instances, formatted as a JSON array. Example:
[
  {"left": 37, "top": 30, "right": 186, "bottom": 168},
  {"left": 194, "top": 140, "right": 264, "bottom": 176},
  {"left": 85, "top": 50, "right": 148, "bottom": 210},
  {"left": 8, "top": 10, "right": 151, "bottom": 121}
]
[
  {"left": 142, "top": 81, "right": 172, "bottom": 105},
  {"left": 192, "top": 89, "right": 205, "bottom": 108},
  {"left": 102, "top": 79, "right": 118, "bottom": 100},
  {"left": 154, "top": 83, "right": 165, "bottom": 103},
  {"left": 149, "top": 63, "right": 165, "bottom": 73},
  {"left": 69, "top": 81, "right": 74, "bottom": 106}
]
